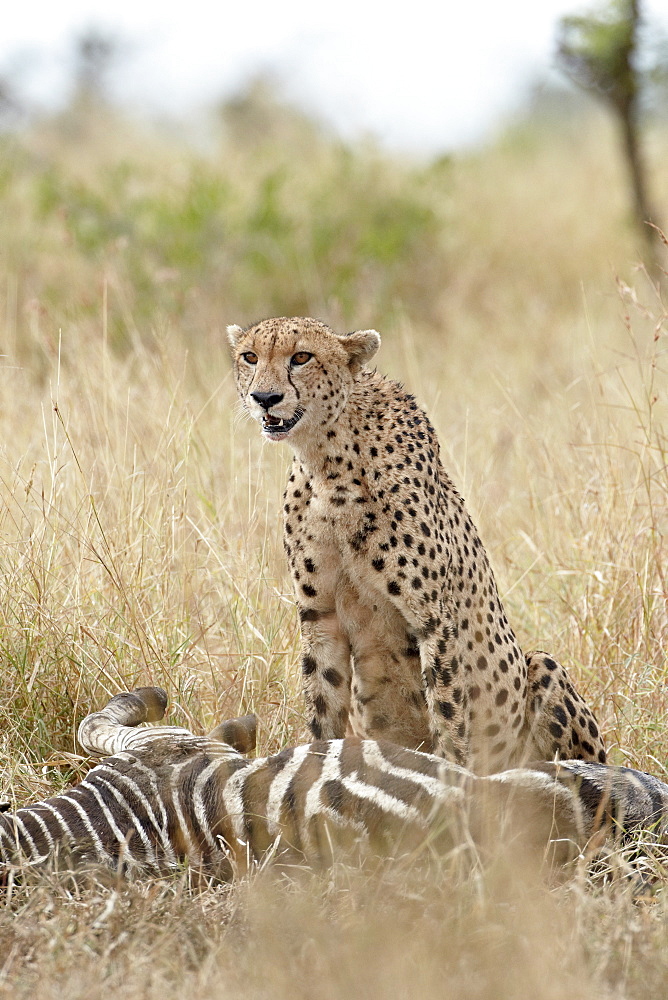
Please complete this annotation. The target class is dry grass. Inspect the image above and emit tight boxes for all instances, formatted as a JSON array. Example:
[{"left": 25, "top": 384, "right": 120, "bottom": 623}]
[
  {"left": 1, "top": 99, "right": 667, "bottom": 996},
  {"left": 3, "top": 859, "right": 668, "bottom": 999}
]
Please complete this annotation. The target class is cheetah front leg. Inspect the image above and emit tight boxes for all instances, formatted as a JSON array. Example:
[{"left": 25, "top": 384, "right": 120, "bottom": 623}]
[
  {"left": 298, "top": 607, "right": 353, "bottom": 740},
  {"left": 522, "top": 652, "right": 606, "bottom": 764},
  {"left": 419, "top": 614, "right": 469, "bottom": 765}
]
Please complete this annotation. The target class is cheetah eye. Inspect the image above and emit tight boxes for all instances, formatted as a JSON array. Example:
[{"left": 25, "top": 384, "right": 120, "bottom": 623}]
[
  {"left": 291, "top": 352, "right": 313, "bottom": 366},
  {"left": 241, "top": 351, "right": 258, "bottom": 365}
]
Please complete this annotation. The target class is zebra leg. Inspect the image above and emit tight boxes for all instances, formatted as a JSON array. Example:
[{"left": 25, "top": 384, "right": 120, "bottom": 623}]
[{"left": 77, "top": 687, "right": 168, "bottom": 757}]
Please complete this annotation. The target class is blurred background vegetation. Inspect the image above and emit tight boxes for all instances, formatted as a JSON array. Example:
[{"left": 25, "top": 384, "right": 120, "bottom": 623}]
[{"left": 0, "top": 0, "right": 666, "bottom": 371}]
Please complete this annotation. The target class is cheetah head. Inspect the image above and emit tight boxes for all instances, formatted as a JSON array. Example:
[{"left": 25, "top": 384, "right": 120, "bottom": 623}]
[{"left": 228, "top": 317, "right": 380, "bottom": 444}]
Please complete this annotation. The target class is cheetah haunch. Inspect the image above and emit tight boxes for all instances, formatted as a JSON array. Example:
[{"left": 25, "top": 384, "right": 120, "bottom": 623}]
[{"left": 229, "top": 317, "right": 605, "bottom": 773}]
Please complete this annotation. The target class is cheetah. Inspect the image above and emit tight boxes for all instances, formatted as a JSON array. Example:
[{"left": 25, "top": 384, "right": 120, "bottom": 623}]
[{"left": 228, "top": 317, "right": 606, "bottom": 774}]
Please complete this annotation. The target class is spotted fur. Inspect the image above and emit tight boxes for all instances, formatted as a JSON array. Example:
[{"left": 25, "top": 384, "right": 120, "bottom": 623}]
[
  {"left": 0, "top": 690, "right": 664, "bottom": 884},
  {"left": 228, "top": 317, "right": 606, "bottom": 772}
]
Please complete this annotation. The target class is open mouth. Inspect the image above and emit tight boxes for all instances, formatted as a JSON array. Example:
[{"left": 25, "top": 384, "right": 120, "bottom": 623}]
[{"left": 261, "top": 410, "right": 304, "bottom": 437}]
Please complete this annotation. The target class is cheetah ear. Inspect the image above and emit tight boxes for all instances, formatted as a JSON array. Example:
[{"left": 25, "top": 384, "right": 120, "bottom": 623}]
[
  {"left": 227, "top": 324, "right": 244, "bottom": 349},
  {"left": 341, "top": 329, "right": 381, "bottom": 370}
]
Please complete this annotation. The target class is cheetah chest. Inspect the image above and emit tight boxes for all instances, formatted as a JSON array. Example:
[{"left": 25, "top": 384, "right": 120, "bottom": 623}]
[
  {"left": 284, "top": 485, "right": 432, "bottom": 749},
  {"left": 285, "top": 484, "right": 399, "bottom": 616}
]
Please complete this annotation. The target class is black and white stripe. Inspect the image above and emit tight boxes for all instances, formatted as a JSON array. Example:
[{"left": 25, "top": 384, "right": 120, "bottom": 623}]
[{"left": 2, "top": 688, "right": 668, "bottom": 882}]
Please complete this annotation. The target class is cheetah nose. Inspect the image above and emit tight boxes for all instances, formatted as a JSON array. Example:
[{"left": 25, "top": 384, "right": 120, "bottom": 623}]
[{"left": 251, "top": 391, "right": 284, "bottom": 410}]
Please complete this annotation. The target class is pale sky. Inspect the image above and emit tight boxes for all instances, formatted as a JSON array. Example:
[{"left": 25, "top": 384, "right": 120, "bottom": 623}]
[{"left": 3, "top": 0, "right": 668, "bottom": 150}]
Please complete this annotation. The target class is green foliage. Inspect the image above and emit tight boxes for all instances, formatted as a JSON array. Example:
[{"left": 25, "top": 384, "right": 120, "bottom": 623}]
[
  {"left": 556, "top": 0, "right": 665, "bottom": 257},
  {"left": 557, "top": 0, "right": 639, "bottom": 112},
  {"left": 37, "top": 167, "right": 134, "bottom": 255},
  {"left": 6, "top": 117, "right": 445, "bottom": 347}
]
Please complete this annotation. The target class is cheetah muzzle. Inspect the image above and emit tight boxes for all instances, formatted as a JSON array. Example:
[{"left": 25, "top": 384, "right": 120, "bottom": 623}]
[
  {"left": 261, "top": 408, "right": 305, "bottom": 440},
  {"left": 228, "top": 316, "right": 606, "bottom": 775}
]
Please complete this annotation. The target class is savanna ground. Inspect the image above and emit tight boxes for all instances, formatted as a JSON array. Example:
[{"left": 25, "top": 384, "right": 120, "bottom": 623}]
[{"left": 0, "top": 89, "right": 667, "bottom": 997}]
